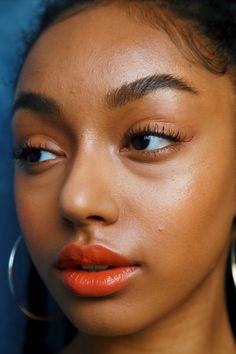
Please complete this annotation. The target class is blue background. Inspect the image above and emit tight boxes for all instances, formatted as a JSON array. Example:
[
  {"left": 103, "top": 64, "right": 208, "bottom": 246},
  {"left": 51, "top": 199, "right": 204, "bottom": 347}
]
[{"left": 0, "top": 1, "right": 73, "bottom": 353}]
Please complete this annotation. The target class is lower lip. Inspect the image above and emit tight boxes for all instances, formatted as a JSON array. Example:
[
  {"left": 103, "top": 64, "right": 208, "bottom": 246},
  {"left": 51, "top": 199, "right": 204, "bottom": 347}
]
[{"left": 60, "top": 266, "right": 137, "bottom": 297}]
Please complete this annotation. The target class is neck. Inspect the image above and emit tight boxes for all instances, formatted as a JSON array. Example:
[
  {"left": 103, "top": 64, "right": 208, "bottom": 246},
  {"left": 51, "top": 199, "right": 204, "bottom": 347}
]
[{"left": 63, "top": 255, "right": 235, "bottom": 354}]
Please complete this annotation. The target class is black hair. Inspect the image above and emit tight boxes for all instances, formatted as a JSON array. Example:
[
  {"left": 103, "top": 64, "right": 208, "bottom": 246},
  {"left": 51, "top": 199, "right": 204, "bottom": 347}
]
[
  {"left": 16, "top": 0, "right": 236, "bottom": 86},
  {"left": 15, "top": 0, "right": 236, "bottom": 351}
]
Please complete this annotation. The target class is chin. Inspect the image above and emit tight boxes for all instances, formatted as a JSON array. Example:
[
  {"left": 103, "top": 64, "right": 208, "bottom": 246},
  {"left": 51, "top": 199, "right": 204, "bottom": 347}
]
[
  {"left": 69, "top": 316, "right": 143, "bottom": 337},
  {"left": 51, "top": 283, "right": 159, "bottom": 337}
]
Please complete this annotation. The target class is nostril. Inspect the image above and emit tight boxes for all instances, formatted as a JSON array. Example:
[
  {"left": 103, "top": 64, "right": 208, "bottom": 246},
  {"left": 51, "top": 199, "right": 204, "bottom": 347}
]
[
  {"left": 87, "top": 215, "right": 105, "bottom": 222},
  {"left": 61, "top": 215, "right": 105, "bottom": 229},
  {"left": 61, "top": 216, "right": 82, "bottom": 229}
]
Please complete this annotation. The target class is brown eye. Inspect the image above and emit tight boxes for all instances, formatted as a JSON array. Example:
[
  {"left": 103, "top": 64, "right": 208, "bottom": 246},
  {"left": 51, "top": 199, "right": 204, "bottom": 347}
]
[
  {"left": 22, "top": 148, "right": 43, "bottom": 163},
  {"left": 128, "top": 134, "right": 171, "bottom": 151},
  {"left": 15, "top": 147, "right": 57, "bottom": 164}
]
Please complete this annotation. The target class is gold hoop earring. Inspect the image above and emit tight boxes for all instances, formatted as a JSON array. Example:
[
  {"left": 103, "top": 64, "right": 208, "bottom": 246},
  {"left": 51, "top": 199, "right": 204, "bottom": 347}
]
[
  {"left": 231, "top": 236, "right": 236, "bottom": 290},
  {"left": 8, "top": 235, "right": 61, "bottom": 322}
]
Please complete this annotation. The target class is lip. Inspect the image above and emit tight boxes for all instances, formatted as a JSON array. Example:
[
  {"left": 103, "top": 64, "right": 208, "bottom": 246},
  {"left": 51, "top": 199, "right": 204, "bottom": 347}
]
[{"left": 56, "top": 244, "right": 138, "bottom": 297}]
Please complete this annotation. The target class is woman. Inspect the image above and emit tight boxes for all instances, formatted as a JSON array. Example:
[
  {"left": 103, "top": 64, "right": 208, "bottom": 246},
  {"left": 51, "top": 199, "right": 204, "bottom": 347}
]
[{"left": 11, "top": 0, "right": 236, "bottom": 353}]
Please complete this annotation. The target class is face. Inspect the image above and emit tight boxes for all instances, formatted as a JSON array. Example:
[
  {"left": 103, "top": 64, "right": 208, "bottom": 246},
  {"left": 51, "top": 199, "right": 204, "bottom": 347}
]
[{"left": 12, "top": 3, "right": 236, "bottom": 336}]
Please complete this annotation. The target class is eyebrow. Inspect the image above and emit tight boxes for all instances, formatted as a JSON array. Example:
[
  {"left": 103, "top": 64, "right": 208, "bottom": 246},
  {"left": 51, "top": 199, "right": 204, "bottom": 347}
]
[
  {"left": 106, "top": 74, "right": 198, "bottom": 108},
  {"left": 12, "top": 92, "right": 61, "bottom": 117},
  {"left": 12, "top": 74, "right": 198, "bottom": 116}
]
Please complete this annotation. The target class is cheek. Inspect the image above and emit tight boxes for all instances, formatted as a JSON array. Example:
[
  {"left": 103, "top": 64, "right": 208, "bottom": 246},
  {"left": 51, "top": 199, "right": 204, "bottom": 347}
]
[
  {"left": 106, "top": 148, "right": 234, "bottom": 326},
  {"left": 14, "top": 171, "right": 62, "bottom": 272},
  {"left": 127, "top": 136, "right": 236, "bottom": 298}
]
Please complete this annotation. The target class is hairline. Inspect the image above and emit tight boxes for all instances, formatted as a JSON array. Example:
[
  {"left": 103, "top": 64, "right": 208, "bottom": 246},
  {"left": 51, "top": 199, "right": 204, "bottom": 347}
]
[{"left": 16, "top": 0, "right": 236, "bottom": 90}]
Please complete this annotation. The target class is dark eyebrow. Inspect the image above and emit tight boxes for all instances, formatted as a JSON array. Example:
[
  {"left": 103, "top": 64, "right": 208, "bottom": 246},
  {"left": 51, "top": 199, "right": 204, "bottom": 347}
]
[
  {"left": 12, "top": 74, "right": 198, "bottom": 117},
  {"left": 105, "top": 74, "right": 198, "bottom": 108},
  {"left": 12, "top": 92, "right": 62, "bottom": 117}
]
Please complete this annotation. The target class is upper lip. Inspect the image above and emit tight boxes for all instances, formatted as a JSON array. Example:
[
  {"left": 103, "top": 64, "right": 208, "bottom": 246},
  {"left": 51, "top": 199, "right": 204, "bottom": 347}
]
[{"left": 57, "top": 243, "right": 134, "bottom": 269}]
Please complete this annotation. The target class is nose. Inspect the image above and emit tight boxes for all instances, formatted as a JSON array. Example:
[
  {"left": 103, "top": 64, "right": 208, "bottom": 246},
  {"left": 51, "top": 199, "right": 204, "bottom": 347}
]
[{"left": 59, "top": 153, "right": 119, "bottom": 228}]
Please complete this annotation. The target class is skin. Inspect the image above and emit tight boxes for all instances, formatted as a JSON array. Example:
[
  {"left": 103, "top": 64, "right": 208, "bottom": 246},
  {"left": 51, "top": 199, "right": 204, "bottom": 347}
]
[{"left": 12, "top": 3, "right": 236, "bottom": 354}]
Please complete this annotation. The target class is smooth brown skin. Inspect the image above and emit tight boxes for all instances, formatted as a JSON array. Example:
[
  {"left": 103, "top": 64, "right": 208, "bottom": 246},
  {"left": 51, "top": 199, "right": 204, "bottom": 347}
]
[{"left": 12, "top": 3, "right": 236, "bottom": 354}]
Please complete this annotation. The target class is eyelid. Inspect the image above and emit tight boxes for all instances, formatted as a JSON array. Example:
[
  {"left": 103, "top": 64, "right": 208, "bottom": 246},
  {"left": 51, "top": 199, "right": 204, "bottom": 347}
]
[
  {"left": 121, "top": 141, "right": 183, "bottom": 163},
  {"left": 122, "top": 121, "right": 187, "bottom": 147},
  {"left": 13, "top": 137, "right": 65, "bottom": 156}
]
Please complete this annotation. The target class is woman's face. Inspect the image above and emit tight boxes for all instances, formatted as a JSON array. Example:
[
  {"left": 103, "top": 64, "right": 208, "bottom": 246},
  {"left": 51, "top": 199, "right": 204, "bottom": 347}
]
[{"left": 12, "top": 4, "right": 236, "bottom": 335}]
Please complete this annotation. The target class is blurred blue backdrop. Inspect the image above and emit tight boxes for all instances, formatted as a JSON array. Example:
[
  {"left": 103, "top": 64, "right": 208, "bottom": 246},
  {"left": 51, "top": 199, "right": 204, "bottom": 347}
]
[{"left": 0, "top": 1, "right": 74, "bottom": 353}]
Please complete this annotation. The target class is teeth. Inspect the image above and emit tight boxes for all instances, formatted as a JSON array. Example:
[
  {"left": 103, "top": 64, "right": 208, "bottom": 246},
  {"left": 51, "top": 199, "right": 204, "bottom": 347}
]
[{"left": 81, "top": 265, "right": 110, "bottom": 272}]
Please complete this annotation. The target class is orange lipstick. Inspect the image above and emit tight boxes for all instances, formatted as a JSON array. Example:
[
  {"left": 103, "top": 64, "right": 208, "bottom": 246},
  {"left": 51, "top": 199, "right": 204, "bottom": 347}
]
[{"left": 57, "top": 244, "right": 137, "bottom": 297}]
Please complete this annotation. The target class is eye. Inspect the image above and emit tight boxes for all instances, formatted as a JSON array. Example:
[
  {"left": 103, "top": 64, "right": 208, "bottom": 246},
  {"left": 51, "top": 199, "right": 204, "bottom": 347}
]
[
  {"left": 121, "top": 121, "right": 192, "bottom": 162},
  {"left": 123, "top": 122, "right": 184, "bottom": 155},
  {"left": 13, "top": 141, "right": 61, "bottom": 168},
  {"left": 129, "top": 134, "right": 172, "bottom": 151},
  {"left": 23, "top": 148, "right": 57, "bottom": 163}
]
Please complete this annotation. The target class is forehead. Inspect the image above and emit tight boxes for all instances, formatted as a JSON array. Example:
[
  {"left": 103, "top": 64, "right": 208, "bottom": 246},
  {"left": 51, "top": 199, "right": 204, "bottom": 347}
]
[{"left": 15, "top": 3, "right": 233, "bottom": 105}]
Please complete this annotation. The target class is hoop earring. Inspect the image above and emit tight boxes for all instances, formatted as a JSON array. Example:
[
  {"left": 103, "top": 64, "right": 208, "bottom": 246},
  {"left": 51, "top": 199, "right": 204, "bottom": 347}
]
[
  {"left": 231, "top": 236, "right": 236, "bottom": 290},
  {"left": 8, "top": 235, "right": 60, "bottom": 322}
]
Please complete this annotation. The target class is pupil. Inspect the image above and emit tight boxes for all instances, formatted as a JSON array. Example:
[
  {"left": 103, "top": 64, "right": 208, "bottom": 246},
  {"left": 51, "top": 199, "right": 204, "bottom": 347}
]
[
  {"left": 131, "top": 135, "right": 150, "bottom": 150},
  {"left": 26, "top": 149, "right": 41, "bottom": 163}
]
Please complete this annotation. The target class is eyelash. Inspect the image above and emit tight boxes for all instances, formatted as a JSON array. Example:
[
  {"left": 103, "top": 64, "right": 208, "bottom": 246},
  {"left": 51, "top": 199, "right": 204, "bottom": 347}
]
[
  {"left": 124, "top": 124, "right": 182, "bottom": 142},
  {"left": 13, "top": 123, "right": 186, "bottom": 167},
  {"left": 13, "top": 141, "right": 50, "bottom": 168},
  {"left": 122, "top": 122, "right": 185, "bottom": 154}
]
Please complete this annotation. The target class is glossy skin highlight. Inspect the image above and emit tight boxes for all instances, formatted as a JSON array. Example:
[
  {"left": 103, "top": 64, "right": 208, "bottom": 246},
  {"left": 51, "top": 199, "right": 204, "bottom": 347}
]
[{"left": 12, "top": 3, "right": 236, "bottom": 354}]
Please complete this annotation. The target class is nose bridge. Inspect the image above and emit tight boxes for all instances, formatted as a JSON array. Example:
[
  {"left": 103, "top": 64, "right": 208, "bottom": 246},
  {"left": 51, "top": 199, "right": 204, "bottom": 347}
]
[{"left": 59, "top": 150, "right": 119, "bottom": 226}]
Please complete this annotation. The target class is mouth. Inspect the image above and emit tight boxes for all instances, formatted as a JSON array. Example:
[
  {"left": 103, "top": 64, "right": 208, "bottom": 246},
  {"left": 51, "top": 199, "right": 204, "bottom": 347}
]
[
  {"left": 74, "top": 264, "right": 116, "bottom": 271},
  {"left": 56, "top": 244, "right": 138, "bottom": 297}
]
